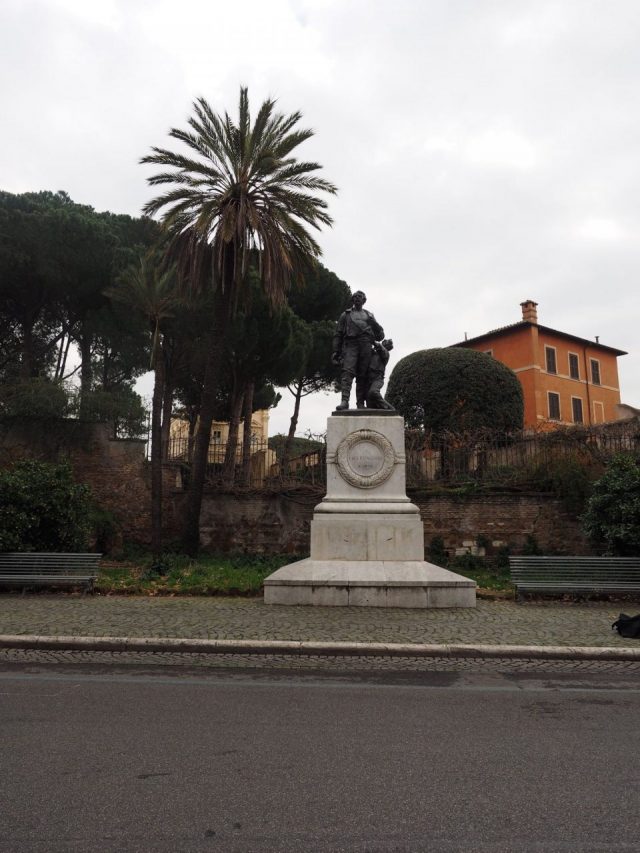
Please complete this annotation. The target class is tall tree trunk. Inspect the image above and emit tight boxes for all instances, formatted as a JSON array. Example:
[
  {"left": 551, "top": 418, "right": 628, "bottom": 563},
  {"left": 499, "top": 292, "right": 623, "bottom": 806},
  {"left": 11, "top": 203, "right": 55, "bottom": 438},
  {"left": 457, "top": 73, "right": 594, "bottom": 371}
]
[
  {"left": 180, "top": 287, "right": 232, "bottom": 555},
  {"left": 150, "top": 344, "right": 166, "bottom": 557},
  {"left": 54, "top": 331, "right": 66, "bottom": 381},
  {"left": 187, "top": 409, "right": 197, "bottom": 465},
  {"left": 222, "top": 381, "right": 244, "bottom": 486},
  {"left": 101, "top": 345, "right": 110, "bottom": 390},
  {"left": 240, "top": 379, "right": 255, "bottom": 487},
  {"left": 19, "top": 319, "right": 35, "bottom": 378},
  {"left": 161, "top": 339, "right": 175, "bottom": 460},
  {"left": 282, "top": 380, "right": 304, "bottom": 475},
  {"left": 78, "top": 323, "right": 93, "bottom": 418},
  {"left": 58, "top": 333, "right": 72, "bottom": 379}
]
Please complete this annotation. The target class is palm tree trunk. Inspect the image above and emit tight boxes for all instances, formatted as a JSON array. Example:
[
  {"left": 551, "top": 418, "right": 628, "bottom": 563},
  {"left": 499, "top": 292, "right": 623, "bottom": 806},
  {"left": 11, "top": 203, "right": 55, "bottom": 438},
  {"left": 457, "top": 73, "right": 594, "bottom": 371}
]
[
  {"left": 282, "top": 380, "right": 303, "bottom": 475},
  {"left": 150, "top": 345, "right": 166, "bottom": 557},
  {"left": 180, "top": 287, "right": 232, "bottom": 555},
  {"left": 240, "top": 379, "right": 255, "bottom": 487}
]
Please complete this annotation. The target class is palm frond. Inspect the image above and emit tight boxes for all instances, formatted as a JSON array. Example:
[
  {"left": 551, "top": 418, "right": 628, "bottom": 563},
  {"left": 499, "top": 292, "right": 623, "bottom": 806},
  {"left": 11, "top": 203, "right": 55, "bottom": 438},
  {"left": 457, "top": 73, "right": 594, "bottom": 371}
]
[{"left": 141, "top": 86, "right": 336, "bottom": 309}]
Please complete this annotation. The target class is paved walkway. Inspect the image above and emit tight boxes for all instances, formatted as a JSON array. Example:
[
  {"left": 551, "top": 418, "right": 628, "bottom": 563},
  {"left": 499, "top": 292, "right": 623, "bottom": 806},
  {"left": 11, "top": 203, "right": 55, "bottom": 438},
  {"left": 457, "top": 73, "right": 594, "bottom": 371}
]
[{"left": 0, "top": 594, "right": 633, "bottom": 648}]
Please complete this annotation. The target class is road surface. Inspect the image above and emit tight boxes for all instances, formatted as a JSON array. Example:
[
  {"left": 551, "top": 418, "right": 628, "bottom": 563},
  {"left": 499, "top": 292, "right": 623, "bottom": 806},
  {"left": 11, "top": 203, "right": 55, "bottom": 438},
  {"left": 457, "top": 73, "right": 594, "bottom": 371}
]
[{"left": 1, "top": 659, "right": 639, "bottom": 852}]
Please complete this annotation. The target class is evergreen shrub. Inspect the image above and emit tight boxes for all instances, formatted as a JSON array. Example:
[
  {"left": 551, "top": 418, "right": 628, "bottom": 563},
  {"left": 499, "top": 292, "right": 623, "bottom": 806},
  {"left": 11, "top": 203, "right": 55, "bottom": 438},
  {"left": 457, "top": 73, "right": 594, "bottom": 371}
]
[
  {"left": 0, "top": 461, "right": 92, "bottom": 552},
  {"left": 582, "top": 454, "right": 640, "bottom": 555},
  {"left": 386, "top": 348, "right": 524, "bottom": 433}
]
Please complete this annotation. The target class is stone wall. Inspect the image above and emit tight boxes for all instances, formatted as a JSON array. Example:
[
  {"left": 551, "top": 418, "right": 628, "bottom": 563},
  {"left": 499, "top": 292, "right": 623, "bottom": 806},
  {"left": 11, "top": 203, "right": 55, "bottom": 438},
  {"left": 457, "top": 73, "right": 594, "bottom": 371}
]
[
  {"left": 413, "top": 492, "right": 593, "bottom": 558},
  {"left": 198, "top": 491, "right": 317, "bottom": 555},
  {"left": 196, "top": 490, "right": 591, "bottom": 558},
  {"left": 0, "top": 418, "right": 592, "bottom": 556},
  {"left": 0, "top": 418, "right": 179, "bottom": 546}
]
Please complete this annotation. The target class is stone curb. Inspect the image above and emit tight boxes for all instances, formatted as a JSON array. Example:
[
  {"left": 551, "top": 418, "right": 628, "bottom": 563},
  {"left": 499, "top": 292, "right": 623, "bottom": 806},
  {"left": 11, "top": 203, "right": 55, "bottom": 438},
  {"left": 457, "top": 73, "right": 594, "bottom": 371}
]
[{"left": 1, "top": 634, "right": 639, "bottom": 661}]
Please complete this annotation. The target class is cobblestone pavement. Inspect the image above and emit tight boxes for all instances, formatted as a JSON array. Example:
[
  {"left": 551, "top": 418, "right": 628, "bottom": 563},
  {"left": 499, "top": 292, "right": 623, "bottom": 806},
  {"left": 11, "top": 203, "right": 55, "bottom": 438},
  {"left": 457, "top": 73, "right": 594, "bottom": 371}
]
[
  {"left": 0, "top": 593, "right": 634, "bottom": 647},
  {"left": 3, "top": 647, "right": 640, "bottom": 675}
]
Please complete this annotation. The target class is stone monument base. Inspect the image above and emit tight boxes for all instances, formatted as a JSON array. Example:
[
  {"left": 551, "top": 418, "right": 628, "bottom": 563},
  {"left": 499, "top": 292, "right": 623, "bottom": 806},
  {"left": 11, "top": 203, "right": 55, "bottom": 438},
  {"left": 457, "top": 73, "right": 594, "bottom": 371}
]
[
  {"left": 263, "top": 559, "right": 476, "bottom": 608},
  {"left": 264, "top": 411, "right": 476, "bottom": 609}
]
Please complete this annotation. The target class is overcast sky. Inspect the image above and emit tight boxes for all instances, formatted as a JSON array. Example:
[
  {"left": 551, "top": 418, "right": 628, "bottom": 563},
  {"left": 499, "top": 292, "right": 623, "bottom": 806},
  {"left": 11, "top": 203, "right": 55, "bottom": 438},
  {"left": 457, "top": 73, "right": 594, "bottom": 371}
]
[{"left": 2, "top": 0, "right": 639, "bottom": 436}]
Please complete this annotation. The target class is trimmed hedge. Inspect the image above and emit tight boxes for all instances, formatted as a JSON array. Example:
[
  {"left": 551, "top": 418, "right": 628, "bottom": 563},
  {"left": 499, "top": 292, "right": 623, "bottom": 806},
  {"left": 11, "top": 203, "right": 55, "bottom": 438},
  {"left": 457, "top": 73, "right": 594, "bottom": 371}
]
[{"left": 386, "top": 347, "right": 524, "bottom": 433}]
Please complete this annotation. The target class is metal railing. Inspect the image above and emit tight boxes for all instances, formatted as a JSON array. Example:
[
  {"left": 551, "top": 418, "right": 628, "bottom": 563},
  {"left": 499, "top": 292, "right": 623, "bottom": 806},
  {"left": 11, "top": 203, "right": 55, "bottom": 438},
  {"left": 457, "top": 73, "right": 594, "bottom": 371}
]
[
  {"left": 163, "top": 419, "right": 640, "bottom": 491},
  {"left": 404, "top": 420, "right": 640, "bottom": 488},
  {"left": 165, "top": 436, "right": 326, "bottom": 489}
]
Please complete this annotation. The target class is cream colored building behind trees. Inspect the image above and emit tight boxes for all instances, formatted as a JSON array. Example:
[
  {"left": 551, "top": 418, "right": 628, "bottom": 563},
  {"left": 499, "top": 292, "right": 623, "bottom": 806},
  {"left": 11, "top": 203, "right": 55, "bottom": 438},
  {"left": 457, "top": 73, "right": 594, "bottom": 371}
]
[{"left": 169, "top": 409, "right": 276, "bottom": 483}]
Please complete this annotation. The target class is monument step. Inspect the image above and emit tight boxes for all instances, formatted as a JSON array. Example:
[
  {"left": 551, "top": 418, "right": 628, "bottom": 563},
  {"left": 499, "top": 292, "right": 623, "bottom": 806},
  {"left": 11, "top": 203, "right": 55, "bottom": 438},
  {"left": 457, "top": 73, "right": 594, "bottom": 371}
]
[{"left": 264, "top": 559, "right": 477, "bottom": 608}]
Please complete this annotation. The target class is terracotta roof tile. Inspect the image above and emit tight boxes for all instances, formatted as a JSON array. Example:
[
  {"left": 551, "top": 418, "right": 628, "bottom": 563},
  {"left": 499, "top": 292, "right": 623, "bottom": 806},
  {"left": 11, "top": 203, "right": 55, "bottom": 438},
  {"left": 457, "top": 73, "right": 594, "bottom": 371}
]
[{"left": 452, "top": 321, "right": 627, "bottom": 356}]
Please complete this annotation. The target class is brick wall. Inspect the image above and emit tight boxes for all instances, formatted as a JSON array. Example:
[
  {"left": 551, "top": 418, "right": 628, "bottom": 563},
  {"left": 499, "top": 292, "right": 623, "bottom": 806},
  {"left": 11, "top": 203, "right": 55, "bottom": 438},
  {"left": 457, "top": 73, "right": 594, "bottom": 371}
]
[
  {"left": 198, "top": 491, "right": 317, "bottom": 554},
  {"left": 0, "top": 419, "right": 169, "bottom": 546},
  {"left": 413, "top": 492, "right": 593, "bottom": 557},
  {"left": 196, "top": 490, "right": 591, "bottom": 557}
]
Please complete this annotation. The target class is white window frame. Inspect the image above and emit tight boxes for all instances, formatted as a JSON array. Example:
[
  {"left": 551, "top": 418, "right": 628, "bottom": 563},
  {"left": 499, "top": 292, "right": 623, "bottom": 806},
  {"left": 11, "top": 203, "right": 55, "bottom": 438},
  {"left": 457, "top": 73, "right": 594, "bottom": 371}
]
[
  {"left": 545, "top": 345, "right": 557, "bottom": 374},
  {"left": 548, "top": 391, "right": 561, "bottom": 421},
  {"left": 593, "top": 401, "right": 605, "bottom": 424},
  {"left": 590, "top": 358, "right": 601, "bottom": 385},
  {"left": 571, "top": 396, "right": 584, "bottom": 424},
  {"left": 568, "top": 352, "right": 580, "bottom": 380},
  {"left": 484, "top": 349, "right": 493, "bottom": 357}
]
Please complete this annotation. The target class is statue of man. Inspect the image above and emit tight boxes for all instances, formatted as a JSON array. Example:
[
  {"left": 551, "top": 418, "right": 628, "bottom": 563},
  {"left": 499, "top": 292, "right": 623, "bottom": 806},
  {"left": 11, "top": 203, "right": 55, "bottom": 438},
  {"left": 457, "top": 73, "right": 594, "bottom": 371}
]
[
  {"left": 366, "top": 339, "right": 395, "bottom": 410},
  {"left": 332, "top": 290, "right": 385, "bottom": 411}
]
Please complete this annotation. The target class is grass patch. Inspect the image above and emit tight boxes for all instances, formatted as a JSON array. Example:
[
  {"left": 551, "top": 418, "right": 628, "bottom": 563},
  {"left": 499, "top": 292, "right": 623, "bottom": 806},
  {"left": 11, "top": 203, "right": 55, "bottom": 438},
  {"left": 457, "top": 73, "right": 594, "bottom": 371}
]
[
  {"left": 97, "top": 550, "right": 515, "bottom": 596},
  {"left": 97, "top": 553, "right": 297, "bottom": 596},
  {"left": 448, "top": 554, "right": 514, "bottom": 593}
]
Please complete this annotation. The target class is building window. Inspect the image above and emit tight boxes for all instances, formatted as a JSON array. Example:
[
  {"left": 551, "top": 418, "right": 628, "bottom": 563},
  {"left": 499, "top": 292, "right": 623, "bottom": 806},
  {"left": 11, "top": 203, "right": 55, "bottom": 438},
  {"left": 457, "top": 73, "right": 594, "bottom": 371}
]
[
  {"left": 571, "top": 397, "right": 584, "bottom": 424},
  {"left": 548, "top": 392, "right": 561, "bottom": 421},
  {"left": 212, "top": 430, "right": 222, "bottom": 443},
  {"left": 590, "top": 358, "right": 601, "bottom": 385},
  {"left": 484, "top": 349, "right": 493, "bottom": 357},
  {"left": 545, "top": 346, "right": 557, "bottom": 374},
  {"left": 593, "top": 401, "right": 605, "bottom": 424},
  {"left": 568, "top": 353, "right": 580, "bottom": 380}
]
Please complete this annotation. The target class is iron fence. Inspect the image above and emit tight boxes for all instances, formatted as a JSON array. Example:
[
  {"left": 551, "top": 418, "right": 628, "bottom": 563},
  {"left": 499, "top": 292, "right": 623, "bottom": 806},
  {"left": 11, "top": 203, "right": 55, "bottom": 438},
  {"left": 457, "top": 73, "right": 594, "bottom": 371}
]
[
  {"left": 165, "top": 435, "right": 326, "bottom": 489},
  {"left": 404, "top": 420, "right": 640, "bottom": 488},
  {"left": 163, "top": 419, "right": 640, "bottom": 491}
]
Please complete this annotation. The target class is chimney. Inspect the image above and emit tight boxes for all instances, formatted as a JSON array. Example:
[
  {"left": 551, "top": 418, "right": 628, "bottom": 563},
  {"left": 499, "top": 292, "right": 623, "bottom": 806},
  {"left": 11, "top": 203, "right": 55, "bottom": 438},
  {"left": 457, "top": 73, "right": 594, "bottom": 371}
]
[{"left": 520, "top": 299, "right": 538, "bottom": 323}]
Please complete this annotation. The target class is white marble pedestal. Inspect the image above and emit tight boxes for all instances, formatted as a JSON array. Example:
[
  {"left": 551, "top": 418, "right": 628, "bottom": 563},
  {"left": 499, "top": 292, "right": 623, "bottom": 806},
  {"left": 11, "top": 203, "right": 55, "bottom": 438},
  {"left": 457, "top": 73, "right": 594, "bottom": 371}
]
[{"left": 264, "top": 412, "right": 476, "bottom": 608}]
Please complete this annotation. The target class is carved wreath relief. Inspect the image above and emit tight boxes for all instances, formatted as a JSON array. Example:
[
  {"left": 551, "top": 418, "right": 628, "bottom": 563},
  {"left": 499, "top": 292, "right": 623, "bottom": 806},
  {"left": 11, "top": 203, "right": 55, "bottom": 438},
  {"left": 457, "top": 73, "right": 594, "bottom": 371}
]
[{"left": 335, "top": 429, "right": 396, "bottom": 488}]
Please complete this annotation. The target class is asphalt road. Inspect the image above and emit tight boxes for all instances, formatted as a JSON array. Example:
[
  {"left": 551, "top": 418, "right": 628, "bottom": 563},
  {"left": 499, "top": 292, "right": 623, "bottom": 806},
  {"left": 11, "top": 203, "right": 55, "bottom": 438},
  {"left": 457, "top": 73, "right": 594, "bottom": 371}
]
[{"left": 1, "top": 662, "right": 640, "bottom": 852}]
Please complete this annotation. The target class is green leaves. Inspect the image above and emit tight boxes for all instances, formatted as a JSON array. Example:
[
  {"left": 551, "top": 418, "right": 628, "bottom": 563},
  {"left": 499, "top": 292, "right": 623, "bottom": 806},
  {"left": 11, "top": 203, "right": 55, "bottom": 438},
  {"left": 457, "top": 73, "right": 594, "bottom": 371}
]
[
  {"left": 582, "top": 454, "right": 640, "bottom": 555},
  {"left": 386, "top": 347, "right": 524, "bottom": 434},
  {"left": 109, "top": 253, "right": 182, "bottom": 369},
  {"left": 0, "top": 462, "right": 92, "bottom": 553},
  {"left": 140, "top": 86, "right": 337, "bottom": 301}
]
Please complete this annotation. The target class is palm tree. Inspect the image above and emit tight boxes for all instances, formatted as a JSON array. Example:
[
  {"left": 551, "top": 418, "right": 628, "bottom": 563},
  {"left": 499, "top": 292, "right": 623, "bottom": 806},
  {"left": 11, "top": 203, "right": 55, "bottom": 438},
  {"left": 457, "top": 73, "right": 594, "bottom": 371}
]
[
  {"left": 109, "top": 253, "right": 182, "bottom": 556},
  {"left": 141, "top": 87, "right": 336, "bottom": 553}
]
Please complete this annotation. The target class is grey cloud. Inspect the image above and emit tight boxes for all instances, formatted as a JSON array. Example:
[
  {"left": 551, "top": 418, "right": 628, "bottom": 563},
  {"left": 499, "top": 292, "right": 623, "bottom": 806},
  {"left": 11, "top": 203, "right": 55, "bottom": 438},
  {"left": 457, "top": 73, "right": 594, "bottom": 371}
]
[{"left": 1, "top": 0, "right": 638, "bottom": 435}]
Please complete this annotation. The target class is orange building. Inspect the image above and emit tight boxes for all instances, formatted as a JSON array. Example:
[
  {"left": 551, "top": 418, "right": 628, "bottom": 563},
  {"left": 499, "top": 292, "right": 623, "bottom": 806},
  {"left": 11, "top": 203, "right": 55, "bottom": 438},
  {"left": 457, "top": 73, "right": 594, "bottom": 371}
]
[{"left": 454, "top": 300, "right": 626, "bottom": 429}]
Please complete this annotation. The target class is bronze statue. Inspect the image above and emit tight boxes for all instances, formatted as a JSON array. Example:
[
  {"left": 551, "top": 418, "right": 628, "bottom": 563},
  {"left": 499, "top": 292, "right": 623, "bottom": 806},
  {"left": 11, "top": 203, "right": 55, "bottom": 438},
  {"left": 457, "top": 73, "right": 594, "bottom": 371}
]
[
  {"left": 366, "top": 339, "right": 395, "bottom": 409},
  {"left": 332, "top": 291, "right": 385, "bottom": 410}
]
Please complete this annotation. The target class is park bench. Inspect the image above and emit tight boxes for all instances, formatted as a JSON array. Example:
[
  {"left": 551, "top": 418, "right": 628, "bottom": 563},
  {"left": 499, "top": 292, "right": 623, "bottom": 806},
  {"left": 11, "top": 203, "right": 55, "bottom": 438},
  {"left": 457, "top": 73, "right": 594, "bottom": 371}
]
[
  {"left": 509, "top": 556, "right": 640, "bottom": 599},
  {"left": 0, "top": 553, "right": 101, "bottom": 593}
]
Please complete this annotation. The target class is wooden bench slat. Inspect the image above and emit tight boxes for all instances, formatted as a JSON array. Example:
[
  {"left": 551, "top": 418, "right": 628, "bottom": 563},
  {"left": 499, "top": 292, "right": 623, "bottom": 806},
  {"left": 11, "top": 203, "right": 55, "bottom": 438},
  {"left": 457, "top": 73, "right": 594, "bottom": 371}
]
[
  {"left": 0, "top": 576, "right": 96, "bottom": 582},
  {"left": 511, "top": 573, "right": 640, "bottom": 578},
  {"left": 0, "top": 553, "right": 101, "bottom": 591},
  {"left": 509, "top": 556, "right": 640, "bottom": 597}
]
